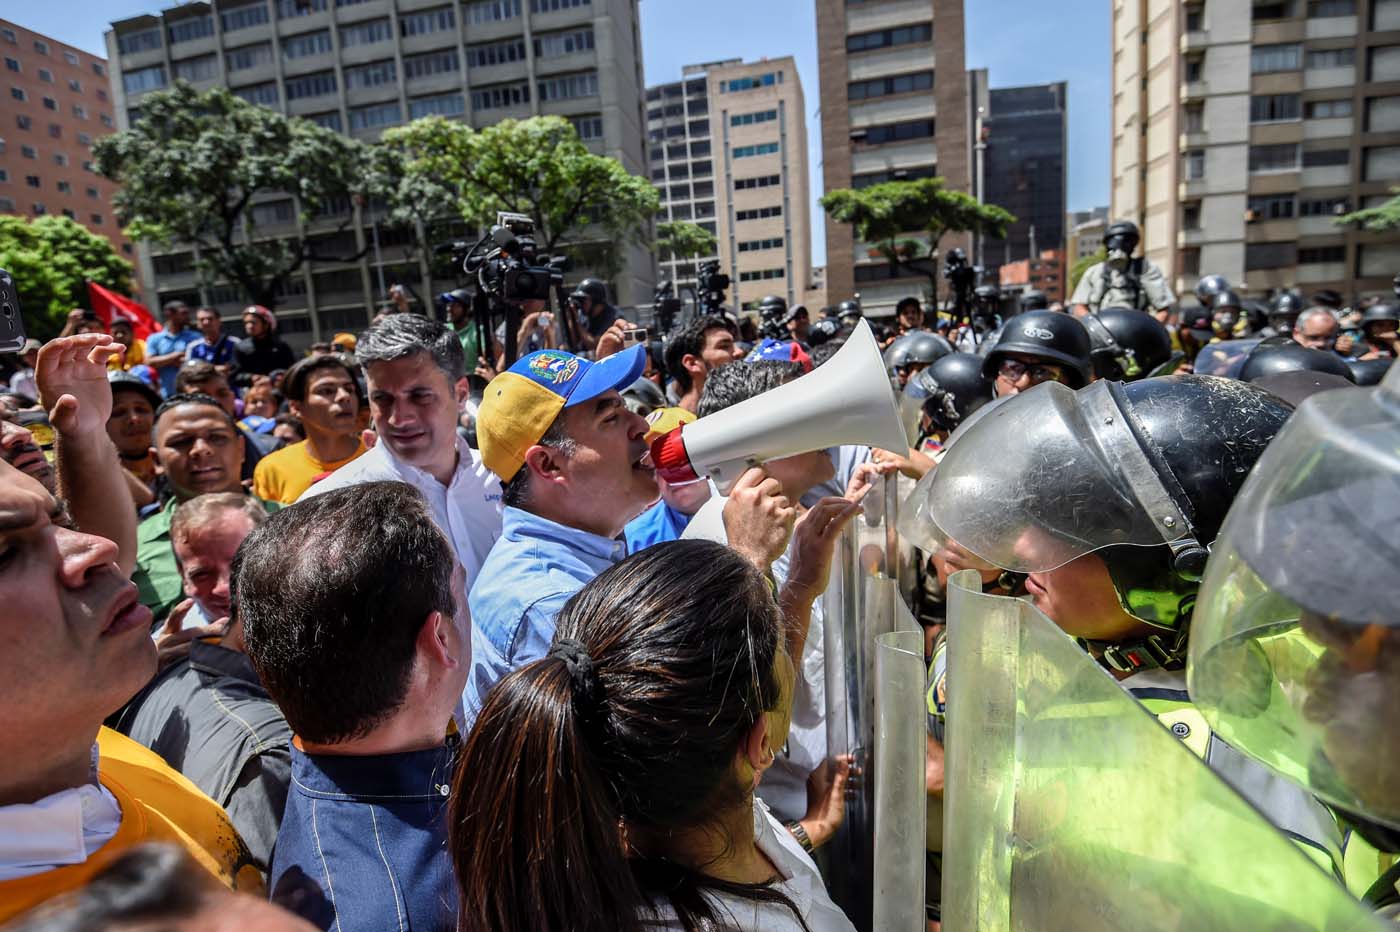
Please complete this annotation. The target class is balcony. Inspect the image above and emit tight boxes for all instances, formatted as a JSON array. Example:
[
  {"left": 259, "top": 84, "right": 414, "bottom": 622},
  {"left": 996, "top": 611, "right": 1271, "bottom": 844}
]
[
  {"left": 1305, "top": 15, "right": 1357, "bottom": 39},
  {"left": 1181, "top": 30, "right": 1210, "bottom": 53},
  {"left": 1296, "top": 261, "right": 1347, "bottom": 283},
  {"left": 1181, "top": 80, "right": 1208, "bottom": 102},
  {"left": 1304, "top": 66, "right": 1355, "bottom": 90},
  {"left": 1178, "top": 227, "right": 1206, "bottom": 247},
  {"left": 1304, "top": 116, "right": 1354, "bottom": 140},
  {"left": 1302, "top": 165, "right": 1350, "bottom": 187},
  {"left": 1179, "top": 177, "right": 1209, "bottom": 199}
]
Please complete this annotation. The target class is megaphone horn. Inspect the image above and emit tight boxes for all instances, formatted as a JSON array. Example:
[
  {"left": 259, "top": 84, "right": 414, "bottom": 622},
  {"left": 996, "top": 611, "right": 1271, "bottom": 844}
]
[{"left": 650, "top": 319, "right": 907, "bottom": 493}]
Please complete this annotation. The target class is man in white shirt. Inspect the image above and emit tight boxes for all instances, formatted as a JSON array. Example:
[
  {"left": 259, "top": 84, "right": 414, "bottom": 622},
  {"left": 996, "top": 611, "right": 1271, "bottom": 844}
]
[{"left": 301, "top": 314, "right": 503, "bottom": 584}]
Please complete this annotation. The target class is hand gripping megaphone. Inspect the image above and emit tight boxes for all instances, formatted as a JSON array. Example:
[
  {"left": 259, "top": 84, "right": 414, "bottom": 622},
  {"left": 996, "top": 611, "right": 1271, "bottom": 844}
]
[{"left": 650, "top": 319, "right": 908, "bottom": 492}]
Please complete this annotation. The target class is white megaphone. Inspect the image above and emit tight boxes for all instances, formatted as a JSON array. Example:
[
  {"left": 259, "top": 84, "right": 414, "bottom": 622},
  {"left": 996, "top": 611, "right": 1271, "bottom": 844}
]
[{"left": 650, "top": 319, "right": 907, "bottom": 492}]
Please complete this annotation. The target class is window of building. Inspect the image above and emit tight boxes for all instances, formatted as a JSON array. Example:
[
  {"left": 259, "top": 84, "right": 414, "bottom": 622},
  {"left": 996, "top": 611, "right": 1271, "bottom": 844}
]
[
  {"left": 735, "top": 205, "right": 783, "bottom": 221},
  {"left": 0, "top": 168, "right": 6, "bottom": 181},
  {"left": 690, "top": 140, "right": 711, "bottom": 157},
  {"left": 1307, "top": 0, "right": 1355, "bottom": 14},
  {"left": 537, "top": 71, "right": 597, "bottom": 101},
  {"left": 221, "top": 3, "right": 270, "bottom": 32},
  {"left": 734, "top": 173, "right": 780, "bottom": 190},
  {"left": 651, "top": 167, "right": 666, "bottom": 182},
  {"left": 0, "top": 28, "right": 14, "bottom": 43},
  {"left": 739, "top": 268, "right": 785, "bottom": 282},
  {"left": 0, "top": 197, "right": 13, "bottom": 210},
  {"left": 401, "top": 6, "right": 456, "bottom": 35},
  {"left": 731, "top": 109, "right": 778, "bottom": 127},
  {"left": 692, "top": 159, "right": 712, "bottom": 175},
  {"left": 738, "top": 237, "right": 784, "bottom": 252},
  {"left": 1377, "top": 0, "right": 1400, "bottom": 29},
  {"left": 37, "top": 68, "right": 51, "bottom": 83},
  {"left": 1299, "top": 244, "right": 1346, "bottom": 263},
  {"left": 306, "top": 111, "right": 342, "bottom": 131},
  {"left": 1185, "top": 54, "right": 1204, "bottom": 83},
  {"left": 1372, "top": 46, "right": 1400, "bottom": 82},
  {"left": 20, "top": 145, "right": 35, "bottom": 158},
  {"left": 67, "top": 78, "right": 81, "bottom": 92},
  {"left": 96, "top": 88, "right": 107, "bottom": 101},
  {"left": 56, "top": 179, "right": 70, "bottom": 191},
  {"left": 1307, "top": 47, "right": 1355, "bottom": 68},
  {"left": 41, "top": 96, "right": 56, "bottom": 111},
  {"left": 53, "top": 152, "right": 67, "bottom": 166},
  {"left": 250, "top": 199, "right": 296, "bottom": 226},
  {"left": 534, "top": 28, "right": 593, "bottom": 59},
  {"left": 1245, "top": 242, "right": 1297, "bottom": 269},
  {"left": 25, "top": 175, "right": 40, "bottom": 187},
  {"left": 466, "top": 38, "right": 525, "bottom": 68},
  {"left": 85, "top": 185, "right": 97, "bottom": 198},
  {"left": 688, "top": 119, "right": 708, "bottom": 136},
  {"left": 1185, "top": 4, "right": 1205, "bottom": 30},
  {"left": 1250, "top": 93, "right": 1300, "bottom": 122},
  {"left": 1368, "top": 96, "right": 1400, "bottom": 132},
  {"left": 234, "top": 82, "right": 278, "bottom": 106},
  {"left": 32, "top": 39, "right": 48, "bottom": 54},
  {"left": 401, "top": 50, "right": 459, "bottom": 84},
  {"left": 284, "top": 70, "right": 337, "bottom": 100},
  {"left": 1183, "top": 104, "right": 1205, "bottom": 133},
  {"left": 668, "top": 183, "right": 689, "bottom": 200},
  {"left": 1249, "top": 142, "right": 1299, "bottom": 172},
  {"left": 1306, "top": 98, "right": 1353, "bottom": 118},
  {"left": 117, "top": 29, "right": 162, "bottom": 55},
  {"left": 570, "top": 115, "right": 603, "bottom": 140},
  {"left": 348, "top": 102, "right": 402, "bottom": 131},
  {"left": 15, "top": 115, "right": 31, "bottom": 130},
  {"left": 3, "top": 58, "right": 16, "bottom": 72},
  {"left": 467, "top": 0, "right": 520, "bottom": 22},
  {"left": 1251, "top": 43, "right": 1301, "bottom": 73},
  {"left": 1364, "top": 145, "right": 1400, "bottom": 181},
  {"left": 531, "top": 0, "right": 590, "bottom": 10},
  {"left": 692, "top": 181, "right": 713, "bottom": 198},
  {"left": 1303, "top": 148, "right": 1350, "bottom": 167},
  {"left": 122, "top": 65, "right": 167, "bottom": 94},
  {"left": 733, "top": 141, "right": 779, "bottom": 158},
  {"left": 721, "top": 72, "right": 782, "bottom": 92},
  {"left": 31, "top": 202, "right": 45, "bottom": 215},
  {"left": 846, "top": 23, "right": 932, "bottom": 53},
  {"left": 276, "top": 0, "right": 328, "bottom": 17},
  {"left": 63, "top": 51, "right": 78, "bottom": 65},
  {"left": 1184, "top": 148, "right": 1206, "bottom": 179},
  {"left": 860, "top": 119, "right": 936, "bottom": 145},
  {"left": 471, "top": 82, "right": 529, "bottom": 110},
  {"left": 47, "top": 123, "right": 60, "bottom": 138},
  {"left": 668, "top": 162, "right": 689, "bottom": 179},
  {"left": 92, "top": 62, "right": 104, "bottom": 76},
  {"left": 283, "top": 31, "right": 332, "bottom": 59},
  {"left": 226, "top": 43, "right": 274, "bottom": 72},
  {"left": 409, "top": 93, "right": 466, "bottom": 119},
  {"left": 1300, "top": 196, "right": 1349, "bottom": 216},
  {"left": 100, "top": 114, "right": 113, "bottom": 127},
  {"left": 1182, "top": 202, "right": 1202, "bottom": 229},
  {"left": 169, "top": 15, "right": 215, "bottom": 44},
  {"left": 848, "top": 70, "right": 933, "bottom": 101},
  {"left": 344, "top": 60, "right": 397, "bottom": 91},
  {"left": 9, "top": 86, "right": 23, "bottom": 101},
  {"left": 1252, "top": 1, "right": 1294, "bottom": 19},
  {"left": 1248, "top": 194, "right": 1295, "bottom": 219},
  {"left": 340, "top": 18, "right": 392, "bottom": 48},
  {"left": 173, "top": 55, "right": 218, "bottom": 82}
]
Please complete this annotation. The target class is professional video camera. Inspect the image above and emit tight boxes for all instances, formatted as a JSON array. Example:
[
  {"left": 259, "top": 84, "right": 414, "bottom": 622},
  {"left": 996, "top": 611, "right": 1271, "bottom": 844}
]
[
  {"left": 696, "top": 259, "right": 730, "bottom": 317},
  {"left": 943, "top": 247, "right": 986, "bottom": 343},
  {"left": 653, "top": 279, "right": 683, "bottom": 335}
]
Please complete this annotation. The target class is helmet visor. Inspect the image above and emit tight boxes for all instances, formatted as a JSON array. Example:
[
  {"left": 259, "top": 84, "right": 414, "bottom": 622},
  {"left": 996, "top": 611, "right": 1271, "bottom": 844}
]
[
  {"left": 908, "top": 380, "right": 1194, "bottom": 572},
  {"left": 1191, "top": 338, "right": 1263, "bottom": 378},
  {"left": 1189, "top": 374, "right": 1400, "bottom": 829}
]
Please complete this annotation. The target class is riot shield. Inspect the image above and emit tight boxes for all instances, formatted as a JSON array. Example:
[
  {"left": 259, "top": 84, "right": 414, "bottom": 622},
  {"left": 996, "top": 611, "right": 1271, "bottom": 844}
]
[
  {"left": 873, "top": 628, "right": 927, "bottom": 931},
  {"left": 940, "top": 570, "right": 1383, "bottom": 932}
]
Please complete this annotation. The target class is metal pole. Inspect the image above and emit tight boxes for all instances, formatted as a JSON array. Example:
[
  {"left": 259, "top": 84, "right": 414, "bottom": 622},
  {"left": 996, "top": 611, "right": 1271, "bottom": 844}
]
[
  {"left": 974, "top": 108, "right": 987, "bottom": 269},
  {"left": 371, "top": 212, "right": 386, "bottom": 300}
]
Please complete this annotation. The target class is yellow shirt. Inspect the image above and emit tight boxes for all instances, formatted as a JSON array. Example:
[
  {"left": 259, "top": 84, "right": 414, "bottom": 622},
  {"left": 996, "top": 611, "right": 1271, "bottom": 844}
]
[
  {"left": 252, "top": 439, "right": 366, "bottom": 504},
  {"left": 106, "top": 338, "right": 146, "bottom": 371},
  {"left": 0, "top": 729, "right": 261, "bottom": 923}
]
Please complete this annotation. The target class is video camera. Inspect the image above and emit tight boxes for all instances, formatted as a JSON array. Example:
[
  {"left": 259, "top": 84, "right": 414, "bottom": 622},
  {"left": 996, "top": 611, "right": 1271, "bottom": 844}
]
[
  {"left": 696, "top": 259, "right": 730, "bottom": 317},
  {"left": 653, "top": 279, "right": 682, "bottom": 335},
  {"left": 943, "top": 247, "right": 985, "bottom": 341}
]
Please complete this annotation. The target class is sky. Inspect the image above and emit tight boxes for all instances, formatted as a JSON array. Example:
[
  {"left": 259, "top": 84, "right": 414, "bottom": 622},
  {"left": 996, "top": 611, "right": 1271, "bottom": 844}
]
[{"left": 6, "top": 0, "right": 1112, "bottom": 266}]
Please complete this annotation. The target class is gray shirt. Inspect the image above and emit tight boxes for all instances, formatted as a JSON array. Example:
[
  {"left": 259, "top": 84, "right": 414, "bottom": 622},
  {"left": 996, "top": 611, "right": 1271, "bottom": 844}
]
[
  {"left": 112, "top": 638, "right": 292, "bottom": 872},
  {"left": 1071, "top": 258, "right": 1175, "bottom": 312}
]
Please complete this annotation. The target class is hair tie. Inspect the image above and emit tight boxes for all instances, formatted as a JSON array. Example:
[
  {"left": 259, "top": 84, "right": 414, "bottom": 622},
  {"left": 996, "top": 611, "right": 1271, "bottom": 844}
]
[{"left": 549, "top": 637, "right": 600, "bottom": 708}]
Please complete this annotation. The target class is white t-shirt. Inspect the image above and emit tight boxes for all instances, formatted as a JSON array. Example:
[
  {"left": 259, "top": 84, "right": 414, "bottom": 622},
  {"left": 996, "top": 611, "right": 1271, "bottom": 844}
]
[
  {"left": 682, "top": 488, "right": 827, "bottom": 823},
  {"left": 642, "top": 798, "right": 856, "bottom": 932}
]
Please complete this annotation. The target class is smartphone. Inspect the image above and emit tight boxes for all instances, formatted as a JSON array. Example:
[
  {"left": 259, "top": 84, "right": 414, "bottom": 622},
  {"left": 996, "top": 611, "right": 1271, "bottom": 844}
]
[
  {"left": 0, "top": 269, "right": 27, "bottom": 354},
  {"left": 621, "top": 327, "right": 648, "bottom": 349}
]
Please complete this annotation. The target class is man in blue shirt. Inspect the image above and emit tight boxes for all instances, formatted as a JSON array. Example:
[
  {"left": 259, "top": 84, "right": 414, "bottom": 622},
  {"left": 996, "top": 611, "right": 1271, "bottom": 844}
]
[
  {"left": 238, "top": 481, "right": 468, "bottom": 932},
  {"left": 144, "top": 301, "right": 202, "bottom": 397},
  {"left": 184, "top": 306, "right": 238, "bottom": 375},
  {"left": 622, "top": 406, "right": 711, "bottom": 551}
]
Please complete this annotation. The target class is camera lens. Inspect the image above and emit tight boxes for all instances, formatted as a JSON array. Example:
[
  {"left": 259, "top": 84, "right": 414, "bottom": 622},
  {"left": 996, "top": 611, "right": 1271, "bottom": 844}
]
[{"left": 1, "top": 304, "right": 11, "bottom": 318}]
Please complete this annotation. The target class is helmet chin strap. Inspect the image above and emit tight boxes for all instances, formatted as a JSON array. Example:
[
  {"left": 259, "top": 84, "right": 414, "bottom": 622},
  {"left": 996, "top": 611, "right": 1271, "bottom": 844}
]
[{"left": 1086, "top": 622, "right": 1191, "bottom": 674}]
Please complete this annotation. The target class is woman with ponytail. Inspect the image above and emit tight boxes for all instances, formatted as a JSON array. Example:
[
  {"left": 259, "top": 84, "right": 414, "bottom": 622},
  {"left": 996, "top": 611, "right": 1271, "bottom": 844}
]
[{"left": 450, "top": 538, "right": 855, "bottom": 932}]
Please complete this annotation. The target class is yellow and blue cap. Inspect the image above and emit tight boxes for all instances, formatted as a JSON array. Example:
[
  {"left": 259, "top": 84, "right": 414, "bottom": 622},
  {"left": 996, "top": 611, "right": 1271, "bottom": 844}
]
[{"left": 478, "top": 345, "right": 648, "bottom": 479}]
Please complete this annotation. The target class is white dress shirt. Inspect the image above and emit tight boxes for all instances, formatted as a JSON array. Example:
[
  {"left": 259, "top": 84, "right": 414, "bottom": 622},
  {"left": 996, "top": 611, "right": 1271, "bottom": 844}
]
[
  {"left": 0, "top": 745, "right": 121, "bottom": 881},
  {"left": 299, "top": 434, "right": 504, "bottom": 583}
]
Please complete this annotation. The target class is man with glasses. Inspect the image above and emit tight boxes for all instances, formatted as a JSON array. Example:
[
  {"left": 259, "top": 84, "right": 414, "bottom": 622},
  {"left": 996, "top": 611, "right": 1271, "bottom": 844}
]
[
  {"left": 981, "top": 310, "right": 1094, "bottom": 397},
  {"left": 1292, "top": 307, "right": 1340, "bottom": 352}
]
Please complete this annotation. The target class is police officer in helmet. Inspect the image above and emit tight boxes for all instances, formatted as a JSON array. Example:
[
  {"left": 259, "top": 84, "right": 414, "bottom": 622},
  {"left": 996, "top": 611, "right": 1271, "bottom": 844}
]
[
  {"left": 836, "top": 299, "right": 862, "bottom": 329},
  {"left": 1358, "top": 303, "right": 1400, "bottom": 360},
  {"left": 1265, "top": 291, "right": 1305, "bottom": 337},
  {"left": 906, "top": 352, "right": 993, "bottom": 451},
  {"left": 1194, "top": 274, "right": 1230, "bottom": 310},
  {"left": 1082, "top": 306, "right": 1179, "bottom": 382},
  {"left": 569, "top": 277, "right": 620, "bottom": 352},
  {"left": 981, "top": 310, "right": 1094, "bottom": 397},
  {"left": 757, "top": 294, "right": 790, "bottom": 342},
  {"left": 1019, "top": 288, "right": 1049, "bottom": 312},
  {"left": 1238, "top": 340, "right": 1357, "bottom": 384},
  {"left": 1210, "top": 289, "right": 1246, "bottom": 339},
  {"left": 1070, "top": 220, "right": 1176, "bottom": 320},
  {"left": 884, "top": 330, "right": 954, "bottom": 388}
]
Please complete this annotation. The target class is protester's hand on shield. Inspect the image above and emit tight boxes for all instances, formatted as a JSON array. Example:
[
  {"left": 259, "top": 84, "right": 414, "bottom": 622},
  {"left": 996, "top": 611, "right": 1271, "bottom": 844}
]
[
  {"left": 798, "top": 754, "right": 856, "bottom": 849},
  {"left": 784, "top": 496, "right": 864, "bottom": 605},
  {"left": 154, "top": 599, "right": 227, "bottom": 672},
  {"left": 723, "top": 466, "right": 796, "bottom": 575},
  {"left": 844, "top": 460, "right": 898, "bottom": 503},
  {"left": 930, "top": 538, "right": 1001, "bottom": 589},
  {"left": 871, "top": 446, "right": 934, "bottom": 481}
]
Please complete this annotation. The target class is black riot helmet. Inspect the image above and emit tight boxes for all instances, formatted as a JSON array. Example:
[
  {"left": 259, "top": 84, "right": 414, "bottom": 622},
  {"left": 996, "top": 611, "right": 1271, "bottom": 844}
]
[
  {"left": 910, "top": 352, "right": 994, "bottom": 434},
  {"left": 1347, "top": 357, "right": 1394, "bottom": 386},
  {"left": 1019, "top": 288, "right": 1049, "bottom": 311},
  {"left": 1269, "top": 291, "right": 1304, "bottom": 329},
  {"left": 981, "top": 310, "right": 1094, "bottom": 388},
  {"left": 570, "top": 277, "right": 608, "bottom": 305},
  {"left": 807, "top": 316, "right": 841, "bottom": 347},
  {"left": 1362, "top": 302, "right": 1400, "bottom": 330},
  {"left": 973, "top": 284, "right": 1001, "bottom": 308},
  {"left": 837, "top": 299, "right": 862, "bottom": 323},
  {"left": 903, "top": 331, "right": 953, "bottom": 367},
  {"left": 1194, "top": 275, "right": 1230, "bottom": 307},
  {"left": 1082, "top": 307, "right": 1176, "bottom": 381},
  {"left": 911, "top": 375, "right": 1293, "bottom": 671},
  {"left": 759, "top": 294, "right": 787, "bottom": 316},
  {"left": 1103, "top": 220, "right": 1140, "bottom": 256},
  {"left": 1239, "top": 341, "right": 1356, "bottom": 384}
]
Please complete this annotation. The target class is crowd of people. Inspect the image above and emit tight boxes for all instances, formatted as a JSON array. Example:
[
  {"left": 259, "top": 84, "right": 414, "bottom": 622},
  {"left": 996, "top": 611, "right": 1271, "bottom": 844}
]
[{"left": 0, "top": 232, "right": 1396, "bottom": 931}]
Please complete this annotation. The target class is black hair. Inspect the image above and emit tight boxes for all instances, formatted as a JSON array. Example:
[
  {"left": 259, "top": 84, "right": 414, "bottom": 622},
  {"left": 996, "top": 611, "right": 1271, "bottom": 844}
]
[
  {"left": 154, "top": 392, "right": 237, "bottom": 431},
  {"left": 664, "top": 315, "right": 735, "bottom": 395},
  {"left": 451, "top": 540, "right": 807, "bottom": 932},
  {"left": 174, "top": 360, "right": 224, "bottom": 395},
  {"left": 238, "top": 481, "right": 456, "bottom": 744},
  {"left": 696, "top": 359, "right": 802, "bottom": 419},
  {"left": 281, "top": 352, "right": 360, "bottom": 403}
]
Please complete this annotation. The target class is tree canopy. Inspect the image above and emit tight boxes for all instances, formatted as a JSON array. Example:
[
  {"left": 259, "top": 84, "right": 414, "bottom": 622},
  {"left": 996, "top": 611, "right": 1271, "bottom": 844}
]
[
  {"left": 379, "top": 116, "right": 659, "bottom": 280},
  {"left": 93, "top": 81, "right": 379, "bottom": 309},
  {"left": 0, "top": 216, "right": 133, "bottom": 338},
  {"left": 655, "top": 220, "right": 717, "bottom": 262},
  {"left": 1335, "top": 187, "right": 1400, "bottom": 233},
  {"left": 820, "top": 177, "right": 1014, "bottom": 301},
  {"left": 1069, "top": 247, "right": 1106, "bottom": 293}
]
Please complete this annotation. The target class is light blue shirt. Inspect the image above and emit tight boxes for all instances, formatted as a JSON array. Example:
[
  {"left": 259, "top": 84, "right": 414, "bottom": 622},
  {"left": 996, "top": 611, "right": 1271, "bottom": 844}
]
[
  {"left": 145, "top": 327, "right": 202, "bottom": 396},
  {"left": 465, "top": 506, "right": 626, "bottom": 720},
  {"left": 623, "top": 499, "right": 693, "bottom": 552}
]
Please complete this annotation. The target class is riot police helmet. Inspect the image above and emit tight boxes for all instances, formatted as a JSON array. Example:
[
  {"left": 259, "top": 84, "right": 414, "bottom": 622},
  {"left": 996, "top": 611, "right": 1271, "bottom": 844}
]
[
  {"left": 571, "top": 278, "right": 608, "bottom": 304},
  {"left": 758, "top": 294, "right": 787, "bottom": 315},
  {"left": 1361, "top": 302, "right": 1400, "bottom": 329},
  {"left": 808, "top": 317, "right": 841, "bottom": 346},
  {"left": 1082, "top": 307, "right": 1176, "bottom": 381},
  {"left": 981, "top": 310, "right": 1094, "bottom": 388},
  {"left": 837, "top": 299, "right": 862, "bottom": 323},
  {"left": 1347, "top": 356, "right": 1394, "bottom": 386},
  {"left": 1213, "top": 289, "right": 1243, "bottom": 310},
  {"left": 1103, "top": 220, "right": 1141, "bottom": 255},
  {"left": 1239, "top": 341, "right": 1356, "bottom": 383},
  {"left": 909, "top": 352, "right": 994, "bottom": 435},
  {"left": 620, "top": 376, "right": 666, "bottom": 416},
  {"left": 974, "top": 284, "right": 1001, "bottom": 305},
  {"left": 883, "top": 332, "right": 918, "bottom": 373},
  {"left": 1269, "top": 291, "right": 1305, "bottom": 330},
  {"left": 904, "top": 331, "right": 953, "bottom": 366},
  {"left": 1194, "top": 275, "right": 1231, "bottom": 307},
  {"left": 1020, "top": 288, "right": 1049, "bottom": 311}
]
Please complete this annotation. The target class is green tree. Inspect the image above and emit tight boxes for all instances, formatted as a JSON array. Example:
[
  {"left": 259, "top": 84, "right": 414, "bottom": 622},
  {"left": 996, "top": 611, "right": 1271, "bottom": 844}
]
[
  {"left": 379, "top": 116, "right": 660, "bottom": 285},
  {"left": 655, "top": 220, "right": 716, "bottom": 279},
  {"left": 820, "top": 177, "right": 1014, "bottom": 304},
  {"left": 1335, "top": 187, "right": 1400, "bottom": 233},
  {"left": 93, "top": 82, "right": 380, "bottom": 309},
  {"left": 1070, "top": 247, "right": 1107, "bottom": 293},
  {"left": 0, "top": 215, "right": 133, "bottom": 338}
]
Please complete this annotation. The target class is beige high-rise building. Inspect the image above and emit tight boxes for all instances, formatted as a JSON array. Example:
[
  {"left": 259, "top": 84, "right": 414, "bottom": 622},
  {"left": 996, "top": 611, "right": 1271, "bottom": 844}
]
[
  {"left": 815, "top": 0, "right": 970, "bottom": 317},
  {"left": 1112, "top": 0, "right": 1400, "bottom": 303},
  {"left": 647, "top": 56, "right": 814, "bottom": 312}
]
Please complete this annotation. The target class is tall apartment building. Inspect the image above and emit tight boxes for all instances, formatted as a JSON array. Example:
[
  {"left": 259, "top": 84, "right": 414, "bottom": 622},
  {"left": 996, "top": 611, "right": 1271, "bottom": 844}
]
[
  {"left": 647, "top": 57, "right": 814, "bottom": 311},
  {"left": 106, "top": 0, "right": 648, "bottom": 345},
  {"left": 1065, "top": 205, "right": 1109, "bottom": 271},
  {"left": 815, "top": 0, "right": 970, "bottom": 316},
  {"left": 981, "top": 81, "right": 1068, "bottom": 276},
  {"left": 0, "top": 20, "right": 132, "bottom": 260},
  {"left": 1112, "top": 0, "right": 1400, "bottom": 303}
]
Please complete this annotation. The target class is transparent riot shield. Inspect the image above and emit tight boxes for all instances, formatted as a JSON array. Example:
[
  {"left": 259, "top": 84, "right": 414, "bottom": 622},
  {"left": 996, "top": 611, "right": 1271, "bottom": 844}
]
[
  {"left": 873, "top": 628, "right": 927, "bottom": 931},
  {"left": 940, "top": 570, "right": 1383, "bottom": 932}
]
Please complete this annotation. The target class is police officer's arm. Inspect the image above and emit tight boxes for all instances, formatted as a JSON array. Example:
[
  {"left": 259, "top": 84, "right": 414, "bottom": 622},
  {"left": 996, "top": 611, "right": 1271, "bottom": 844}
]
[
  {"left": 37, "top": 335, "right": 138, "bottom": 575},
  {"left": 1142, "top": 261, "right": 1176, "bottom": 319},
  {"left": 1070, "top": 264, "right": 1099, "bottom": 316}
]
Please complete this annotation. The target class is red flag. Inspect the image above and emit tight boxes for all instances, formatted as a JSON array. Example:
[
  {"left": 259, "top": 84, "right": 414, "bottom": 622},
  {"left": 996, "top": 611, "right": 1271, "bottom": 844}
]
[{"left": 87, "top": 281, "right": 159, "bottom": 341}]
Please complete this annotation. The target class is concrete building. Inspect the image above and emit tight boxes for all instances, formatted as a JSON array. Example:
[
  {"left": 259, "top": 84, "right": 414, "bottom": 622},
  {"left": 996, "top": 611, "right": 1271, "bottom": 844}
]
[
  {"left": 815, "top": 0, "right": 970, "bottom": 317},
  {"left": 106, "top": 0, "right": 649, "bottom": 344},
  {"left": 647, "top": 56, "right": 815, "bottom": 312},
  {"left": 1112, "top": 0, "right": 1400, "bottom": 303},
  {"left": 1065, "top": 206, "right": 1108, "bottom": 271},
  {"left": 980, "top": 81, "right": 1067, "bottom": 278},
  {"left": 999, "top": 248, "right": 1066, "bottom": 304},
  {"left": 0, "top": 20, "right": 132, "bottom": 260}
]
